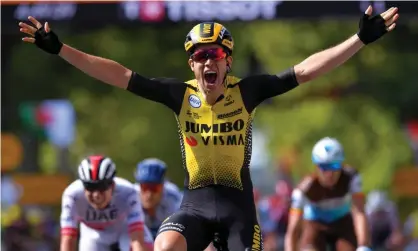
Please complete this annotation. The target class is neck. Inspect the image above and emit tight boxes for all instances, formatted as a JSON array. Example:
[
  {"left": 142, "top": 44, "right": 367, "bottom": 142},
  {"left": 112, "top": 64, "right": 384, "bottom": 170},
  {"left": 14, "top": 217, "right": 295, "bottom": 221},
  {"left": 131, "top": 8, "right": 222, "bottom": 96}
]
[
  {"left": 198, "top": 84, "right": 224, "bottom": 105},
  {"left": 204, "top": 93, "right": 221, "bottom": 105},
  {"left": 144, "top": 207, "right": 156, "bottom": 217}
]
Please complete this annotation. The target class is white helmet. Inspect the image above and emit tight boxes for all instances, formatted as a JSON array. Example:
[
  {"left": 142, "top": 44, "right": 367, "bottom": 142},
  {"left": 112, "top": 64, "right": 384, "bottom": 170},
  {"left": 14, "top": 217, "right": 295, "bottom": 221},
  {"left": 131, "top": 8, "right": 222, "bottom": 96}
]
[
  {"left": 312, "top": 137, "right": 344, "bottom": 165},
  {"left": 366, "top": 190, "right": 388, "bottom": 211},
  {"left": 78, "top": 155, "right": 116, "bottom": 186}
]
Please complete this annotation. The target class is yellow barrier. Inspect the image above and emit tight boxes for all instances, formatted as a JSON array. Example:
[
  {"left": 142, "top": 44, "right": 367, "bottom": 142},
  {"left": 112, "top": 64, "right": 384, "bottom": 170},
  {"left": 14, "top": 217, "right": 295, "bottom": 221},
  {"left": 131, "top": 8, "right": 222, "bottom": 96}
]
[{"left": 11, "top": 174, "right": 72, "bottom": 205}]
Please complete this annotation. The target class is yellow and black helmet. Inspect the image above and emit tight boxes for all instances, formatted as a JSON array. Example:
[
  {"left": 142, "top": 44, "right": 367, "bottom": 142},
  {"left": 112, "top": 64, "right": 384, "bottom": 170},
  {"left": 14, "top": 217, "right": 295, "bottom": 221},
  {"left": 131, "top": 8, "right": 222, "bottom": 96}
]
[{"left": 184, "top": 22, "right": 234, "bottom": 55}]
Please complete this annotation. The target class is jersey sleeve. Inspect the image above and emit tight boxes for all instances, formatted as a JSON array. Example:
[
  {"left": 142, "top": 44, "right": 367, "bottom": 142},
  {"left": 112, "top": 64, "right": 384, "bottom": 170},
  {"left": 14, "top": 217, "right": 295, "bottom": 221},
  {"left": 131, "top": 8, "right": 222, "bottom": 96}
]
[
  {"left": 349, "top": 174, "right": 363, "bottom": 195},
  {"left": 125, "top": 189, "right": 145, "bottom": 234},
  {"left": 290, "top": 189, "right": 306, "bottom": 214},
  {"left": 127, "top": 73, "right": 187, "bottom": 115},
  {"left": 60, "top": 192, "right": 79, "bottom": 237},
  {"left": 239, "top": 68, "right": 299, "bottom": 113},
  {"left": 164, "top": 181, "right": 183, "bottom": 211},
  {"left": 387, "top": 202, "right": 401, "bottom": 228},
  {"left": 403, "top": 215, "right": 415, "bottom": 236}
]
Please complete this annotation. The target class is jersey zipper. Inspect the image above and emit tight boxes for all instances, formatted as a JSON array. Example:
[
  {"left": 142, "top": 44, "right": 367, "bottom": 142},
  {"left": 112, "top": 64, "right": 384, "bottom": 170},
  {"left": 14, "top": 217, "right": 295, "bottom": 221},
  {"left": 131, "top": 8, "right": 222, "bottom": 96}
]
[{"left": 211, "top": 105, "right": 217, "bottom": 185}]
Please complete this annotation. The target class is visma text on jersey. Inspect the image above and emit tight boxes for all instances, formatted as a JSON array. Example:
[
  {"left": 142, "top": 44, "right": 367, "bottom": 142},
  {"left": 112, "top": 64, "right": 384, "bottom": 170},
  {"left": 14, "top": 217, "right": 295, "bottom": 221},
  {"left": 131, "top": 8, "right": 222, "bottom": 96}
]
[{"left": 184, "top": 119, "right": 246, "bottom": 146}]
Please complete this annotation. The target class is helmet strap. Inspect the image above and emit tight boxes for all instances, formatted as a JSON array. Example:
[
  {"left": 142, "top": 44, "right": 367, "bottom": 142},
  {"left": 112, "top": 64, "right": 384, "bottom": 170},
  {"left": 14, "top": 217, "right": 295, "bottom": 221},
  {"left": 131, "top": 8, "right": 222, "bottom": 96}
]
[{"left": 222, "top": 60, "right": 231, "bottom": 87}]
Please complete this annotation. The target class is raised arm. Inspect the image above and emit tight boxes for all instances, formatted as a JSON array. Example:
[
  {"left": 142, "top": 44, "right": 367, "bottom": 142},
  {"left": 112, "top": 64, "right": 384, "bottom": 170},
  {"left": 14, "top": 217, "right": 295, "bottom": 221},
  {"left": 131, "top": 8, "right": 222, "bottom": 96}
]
[
  {"left": 19, "top": 17, "right": 188, "bottom": 113},
  {"left": 293, "top": 6, "right": 399, "bottom": 84},
  {"left": 59, "top": 44, "right": 132, "bottom": 89},
  {"left": 19, "top": 16, "right": 131, "bottom": 89}
]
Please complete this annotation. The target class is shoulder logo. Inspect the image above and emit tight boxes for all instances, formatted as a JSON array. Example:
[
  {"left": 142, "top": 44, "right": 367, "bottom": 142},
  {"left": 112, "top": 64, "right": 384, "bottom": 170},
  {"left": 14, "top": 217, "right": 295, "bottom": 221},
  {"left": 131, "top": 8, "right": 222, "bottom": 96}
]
[{"left": 188, "top": 94, "right": 201, "bottom": 108}]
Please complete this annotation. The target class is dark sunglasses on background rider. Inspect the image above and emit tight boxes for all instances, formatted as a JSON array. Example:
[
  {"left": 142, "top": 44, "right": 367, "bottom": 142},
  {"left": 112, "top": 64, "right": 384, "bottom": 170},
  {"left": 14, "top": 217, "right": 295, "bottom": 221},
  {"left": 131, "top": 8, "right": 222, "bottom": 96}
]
[
  {"left": 190, "top": 48, "right": 227, "bottom": 62},
  {"left": 83, "top": 180, "right": 113, "bottom": 192}
]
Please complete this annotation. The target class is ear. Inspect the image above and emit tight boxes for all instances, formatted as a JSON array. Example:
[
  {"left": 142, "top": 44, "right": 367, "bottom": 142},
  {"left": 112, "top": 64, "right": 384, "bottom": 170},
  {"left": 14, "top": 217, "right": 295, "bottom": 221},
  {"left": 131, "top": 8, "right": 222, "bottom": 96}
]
[
  {"left": 188, "top": 58, "right": 194, "bottom": 72},
  {"left": 227, "top": 56, "right": 233, "bottom": 66},
  {"left": 226, "top": 56, "right": 233, "bottom": 67},
  {"left": 226, "top": 56, "right": 233, "bottom": 72}
]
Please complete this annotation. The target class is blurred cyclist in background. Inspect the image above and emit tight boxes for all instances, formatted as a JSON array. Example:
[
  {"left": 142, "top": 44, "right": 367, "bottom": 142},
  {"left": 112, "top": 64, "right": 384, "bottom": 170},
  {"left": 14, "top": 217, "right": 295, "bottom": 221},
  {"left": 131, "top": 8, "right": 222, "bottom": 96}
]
[
  {"left": 285, "top": 137, "right": 370, "bottom": 251},
  {"left": 134, "top": 158, "right": 183, "bottom": 240},
  {"left": 60, "top": 155, "right": 153, "bottom": 251},
  {"left": 366, "top": 190, "right": 405, "bottom": 251},
  {"left": 259, "top": 180, "right": 292, "bottom": 251},
  {"left": 404, "top": 208, "right": 418, "bottom": 251}
]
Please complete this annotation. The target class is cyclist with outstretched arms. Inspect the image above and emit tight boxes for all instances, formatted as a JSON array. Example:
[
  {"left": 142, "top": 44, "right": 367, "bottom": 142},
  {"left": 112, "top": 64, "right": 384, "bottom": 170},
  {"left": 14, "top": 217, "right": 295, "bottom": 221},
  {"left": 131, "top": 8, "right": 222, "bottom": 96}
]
[
  {"left": 285, "top": 138, "right": 370, "bottom": 251},
  {"left": 133, "top": 158, "right": 183, "bottom": 239},
  {"left": 60, "top": 155, "right": 153, "bottom": 251},
  {"left": 20, "top": 6, "right": 398, "bottom": 251}
]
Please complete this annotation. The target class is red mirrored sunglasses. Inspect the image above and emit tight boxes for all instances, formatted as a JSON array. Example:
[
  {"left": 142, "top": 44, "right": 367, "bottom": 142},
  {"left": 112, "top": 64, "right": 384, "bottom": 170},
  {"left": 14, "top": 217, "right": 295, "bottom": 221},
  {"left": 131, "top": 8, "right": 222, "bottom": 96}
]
[
  {"left": 140, "top": 183, "right": 163, "bottom": 192},
  {"left": 191, "top": 48, "right": 227, "bottom": 62}
]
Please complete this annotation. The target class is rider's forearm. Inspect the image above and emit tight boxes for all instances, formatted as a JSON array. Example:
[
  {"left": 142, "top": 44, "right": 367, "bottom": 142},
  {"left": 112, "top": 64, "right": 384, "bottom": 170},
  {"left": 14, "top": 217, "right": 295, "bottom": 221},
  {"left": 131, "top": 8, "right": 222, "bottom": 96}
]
[
  {"left": 284, "top": 232, "right": 298, "bottom": 251},
  {"left": 294, "top": 34, "right": 364, "bottom": 84},
  {"left": 130, "top": 242, "right": 145, "bottom": 251},
  {"left": 129, "top": 230, "right": 150, "bottom": 251},
  {"left": 59, "top": 44, "right": 132, "bottom": 89},
  {"left": 353, "top": 212, "right": 370, "bottom": 247},
  {"left": 60, "top": 236, "right": 76, "bottom": 251}
]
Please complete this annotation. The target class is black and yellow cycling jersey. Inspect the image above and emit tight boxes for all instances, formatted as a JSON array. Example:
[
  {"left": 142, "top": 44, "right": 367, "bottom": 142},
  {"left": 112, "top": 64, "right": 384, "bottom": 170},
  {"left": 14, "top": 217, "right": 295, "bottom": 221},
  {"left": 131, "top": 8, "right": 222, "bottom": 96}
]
[
  {"left": 127, "top": 69, "right": 298, "bottom": 191},
  {"left": 128, "top": 69, "right": 298, "bottom": 250}
]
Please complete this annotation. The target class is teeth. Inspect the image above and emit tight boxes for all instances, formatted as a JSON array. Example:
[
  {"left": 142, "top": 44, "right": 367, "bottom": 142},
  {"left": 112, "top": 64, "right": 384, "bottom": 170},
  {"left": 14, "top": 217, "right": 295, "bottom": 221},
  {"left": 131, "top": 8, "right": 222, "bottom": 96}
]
[{"left": 205, "top": 71, "right": 216, "bottom": 74}]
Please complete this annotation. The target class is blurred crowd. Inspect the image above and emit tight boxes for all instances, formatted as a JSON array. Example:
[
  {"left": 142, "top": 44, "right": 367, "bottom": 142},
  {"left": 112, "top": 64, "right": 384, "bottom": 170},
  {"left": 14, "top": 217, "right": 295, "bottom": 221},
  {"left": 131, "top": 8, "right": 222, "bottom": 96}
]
[
  {"left": 1, "top": 174, "right": 58, "bottom": 251},
  {"left": 2, "top": 171, "right": 418, "bottom": 251},
  {"left": 1, "top": 204, "right": 59, "bottom": 251}
]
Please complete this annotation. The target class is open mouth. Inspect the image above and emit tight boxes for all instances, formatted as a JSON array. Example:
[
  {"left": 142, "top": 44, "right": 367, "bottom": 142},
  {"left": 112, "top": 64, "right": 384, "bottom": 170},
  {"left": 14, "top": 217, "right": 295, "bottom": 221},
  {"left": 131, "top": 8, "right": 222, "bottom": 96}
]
[{"left": 204, "top": 71, "right": 218, "bottom": 84}]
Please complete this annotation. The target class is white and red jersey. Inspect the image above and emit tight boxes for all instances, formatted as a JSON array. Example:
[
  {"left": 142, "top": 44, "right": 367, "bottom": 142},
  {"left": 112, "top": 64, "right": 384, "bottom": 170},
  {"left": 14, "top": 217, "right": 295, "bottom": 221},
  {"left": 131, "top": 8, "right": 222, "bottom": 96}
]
[{"left": 60, "top": 177, "right": 153, "bottom": 250}]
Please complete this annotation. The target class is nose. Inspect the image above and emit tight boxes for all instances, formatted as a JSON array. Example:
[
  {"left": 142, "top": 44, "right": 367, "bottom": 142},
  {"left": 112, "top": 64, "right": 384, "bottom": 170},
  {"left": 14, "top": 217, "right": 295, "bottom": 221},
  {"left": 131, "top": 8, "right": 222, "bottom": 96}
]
[
  {"left": 143, "top": 190, "right": 153, "bottom": 199},
  {"left": 204, "top": 58, "right": 215, "bottom": 66},
  {"left": 92, "top": 191, "right": 101, "bottom": 198}
]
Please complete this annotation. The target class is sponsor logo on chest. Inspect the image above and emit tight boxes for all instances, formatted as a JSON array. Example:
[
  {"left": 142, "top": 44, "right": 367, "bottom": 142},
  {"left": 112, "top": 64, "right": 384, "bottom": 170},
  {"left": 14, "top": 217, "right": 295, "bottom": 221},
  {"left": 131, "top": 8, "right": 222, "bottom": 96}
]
[
  {"left": 313, "top": 194, "right": 351, "bottom": 209},
  {"left": 84, "top": 207, "right": 118, "bottom": 222}
]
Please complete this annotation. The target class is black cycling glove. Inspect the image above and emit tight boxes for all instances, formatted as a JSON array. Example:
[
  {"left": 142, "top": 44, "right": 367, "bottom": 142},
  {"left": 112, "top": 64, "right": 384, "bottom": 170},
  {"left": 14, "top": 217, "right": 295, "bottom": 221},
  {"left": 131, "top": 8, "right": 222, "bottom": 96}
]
[
  {"left": 34, "top": 26, "right": 63, "bottom": 54},
  {"left": 357, "top": 13, "right": 388, "bottom": 45}
]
